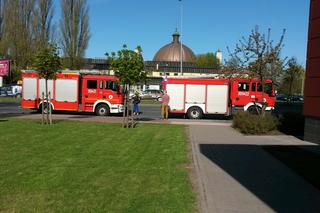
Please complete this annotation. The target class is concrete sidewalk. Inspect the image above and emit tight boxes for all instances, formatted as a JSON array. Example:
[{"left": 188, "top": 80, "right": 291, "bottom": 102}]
[{"left": 189, "top": 125, "right": 320, "bottom": 213}]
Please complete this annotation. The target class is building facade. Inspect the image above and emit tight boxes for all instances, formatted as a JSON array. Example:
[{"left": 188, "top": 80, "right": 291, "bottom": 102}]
[{"left": 304, "top": 0, "right": 320, "bottom": 143}]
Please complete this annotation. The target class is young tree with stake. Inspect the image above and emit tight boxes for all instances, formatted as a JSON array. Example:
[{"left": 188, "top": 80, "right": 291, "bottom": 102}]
[
  {"left": 106, "top": 45, "right": 146, "bottom": 128},
  {"left": 33, "top": 44, "right": 61, "bottom": 124}
]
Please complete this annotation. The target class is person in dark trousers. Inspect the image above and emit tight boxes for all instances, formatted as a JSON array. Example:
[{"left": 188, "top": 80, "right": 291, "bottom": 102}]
[{"left": 132, "top": 92, "right": 141, "bottom": 115}]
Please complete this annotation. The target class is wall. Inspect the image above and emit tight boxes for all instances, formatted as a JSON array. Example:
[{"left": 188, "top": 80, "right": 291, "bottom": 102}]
[{"left": 304, "top": 0, "right": 320, "bottom": 143}]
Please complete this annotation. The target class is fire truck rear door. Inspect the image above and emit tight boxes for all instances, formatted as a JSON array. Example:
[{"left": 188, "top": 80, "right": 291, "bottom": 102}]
[
  {"left": 166, "top": 83, "right": 185, "bottom": 111},
  {"left": 206, "top": 85, "right": 229, "bottom": 114}
]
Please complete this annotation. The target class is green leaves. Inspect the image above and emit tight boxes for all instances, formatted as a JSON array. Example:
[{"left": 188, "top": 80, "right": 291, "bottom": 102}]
[
  {"left": 195, "top": 52, "right": 220, "bottom": 69},
  {"left": 32, "top": 44, "right": 61, "bottom": 80},
  {"left": 107, "top": 45, "right": 146, "bottom": 86}
]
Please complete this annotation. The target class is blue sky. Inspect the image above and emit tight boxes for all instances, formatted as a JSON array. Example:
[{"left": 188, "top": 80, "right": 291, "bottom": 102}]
[{"left": 55, "top": 0, "right": 310, "bottom": 64}]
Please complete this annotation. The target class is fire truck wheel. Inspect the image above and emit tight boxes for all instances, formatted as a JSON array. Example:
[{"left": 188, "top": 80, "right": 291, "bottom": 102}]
[
  {"left": 247, "top": 105, "right": 261, "bottom": 114},
  {"left": 187, "top": 107, "right": 203, "bottom": 119},
  {"left": 95, "top": 104, "right": 110, "bottom": 116}
]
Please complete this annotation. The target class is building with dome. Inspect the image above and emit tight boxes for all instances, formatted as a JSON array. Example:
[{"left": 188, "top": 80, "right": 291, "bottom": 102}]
[
  {"left": 144, "top": 31, "right": 222, "bottom": 79},
  {"left": 153, "top": 31, "right": 196, "bottom": 62}
]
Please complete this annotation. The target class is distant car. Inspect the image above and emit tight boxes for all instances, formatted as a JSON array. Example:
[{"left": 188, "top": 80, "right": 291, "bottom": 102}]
[
  {"left": 141, "top": 90, "right": 162, "bottom": 101},
  {"left": 0, "top": 87, "right": 6, "bottom": 96},
  {"left": 290, "top": 95, "right": 304, "bottom": 102},
  {"left": 276, "top": 94, "right": 289, "bottom": 102},
  {"left": 0, "top": 85, "right": 22, "bottom": 97}
]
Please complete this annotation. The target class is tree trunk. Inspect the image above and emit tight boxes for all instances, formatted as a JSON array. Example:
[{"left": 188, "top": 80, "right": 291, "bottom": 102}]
[
  {"left": 45, "top": 79, "right": 49, "bottom": 124},
  {"left": 122, "top": 92, "right": 126, "bottom": 128},
  {"left": 126, "top": 85, "right": 130, "bottom": 128},
  {"left": 49, "top": 91, "right": 52, "bottom": 125},
  {"left": 42, "top": 92, "right": 45, "bottom": 125}
]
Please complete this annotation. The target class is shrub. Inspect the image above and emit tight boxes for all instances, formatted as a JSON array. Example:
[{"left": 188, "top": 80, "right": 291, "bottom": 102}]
[{"left": 233, "top": 111, "right": 279, "bottom": 135}]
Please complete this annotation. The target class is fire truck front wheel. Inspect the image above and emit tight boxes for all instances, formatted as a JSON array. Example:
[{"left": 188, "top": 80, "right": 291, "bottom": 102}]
[
  {"left": 187, "top": 107, "right": 203, "bottom": 119},
  {"left": 95, "top": 104, "right": 110, "bottom": 116}
]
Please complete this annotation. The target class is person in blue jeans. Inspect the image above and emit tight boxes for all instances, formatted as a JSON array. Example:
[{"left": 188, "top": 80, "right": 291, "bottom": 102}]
[{"left": 132, "top": 92, "right": 141, "bottom": 115}]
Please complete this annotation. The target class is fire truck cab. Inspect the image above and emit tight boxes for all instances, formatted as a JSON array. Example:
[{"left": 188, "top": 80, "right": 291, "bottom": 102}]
[
  {"left": 21, "top": 70, "right": 124, "bottom": 116},
  {"left": 230, "top": 78, "right": 275, "bottom": 112}
]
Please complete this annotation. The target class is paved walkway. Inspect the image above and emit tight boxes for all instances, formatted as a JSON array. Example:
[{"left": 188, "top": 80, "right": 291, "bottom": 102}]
[{"left": 189, "top": 125, "right": 320, "bottom": 213}]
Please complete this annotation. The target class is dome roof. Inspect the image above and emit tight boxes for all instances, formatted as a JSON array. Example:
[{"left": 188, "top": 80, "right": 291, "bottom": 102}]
[{"left": 153, "top": 31, "right": 196, "bottom": 62}]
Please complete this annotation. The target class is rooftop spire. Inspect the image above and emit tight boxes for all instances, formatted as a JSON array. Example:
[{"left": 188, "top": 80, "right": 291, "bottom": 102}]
[{"left": 172, "top": 29, "right": 180, "bottom": 43}]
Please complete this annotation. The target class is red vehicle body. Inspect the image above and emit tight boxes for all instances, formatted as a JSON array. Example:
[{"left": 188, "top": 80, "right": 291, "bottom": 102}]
[
  {"left": 21, "top": 70, "right": 124, "bottom": 115},
  {"left": 163, "top": 77, "right": 275, "bottom": 119}
]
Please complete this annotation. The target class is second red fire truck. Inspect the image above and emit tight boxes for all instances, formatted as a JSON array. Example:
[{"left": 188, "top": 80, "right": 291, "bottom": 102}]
[{"left": 163, "top": 76, "right": 275, "bottom": 119}]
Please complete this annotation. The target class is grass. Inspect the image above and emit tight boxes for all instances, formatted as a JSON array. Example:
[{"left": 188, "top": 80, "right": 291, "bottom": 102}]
[
  {"left": 0, "top": 120, "right": 194, "bottom": 212},
  {"left": 0, "top": 97, "right": 21, "bottom": 103}
]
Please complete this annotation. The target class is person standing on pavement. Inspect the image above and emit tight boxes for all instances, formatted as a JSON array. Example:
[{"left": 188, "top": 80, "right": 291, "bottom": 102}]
[
  {"left": 133, "top": 92, "right": 141, "bottom": 115},
  {"left": 161, "top": 90, "right": 170, "bottom": 119}
]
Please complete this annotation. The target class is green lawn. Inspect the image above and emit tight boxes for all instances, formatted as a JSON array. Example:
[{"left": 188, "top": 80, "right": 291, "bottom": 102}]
[
  {"left": 0, "top": 97, "right": 21, "bottom": 103},
  {"left": 0, "top": 120, "right": 194, "bottom": 212}
]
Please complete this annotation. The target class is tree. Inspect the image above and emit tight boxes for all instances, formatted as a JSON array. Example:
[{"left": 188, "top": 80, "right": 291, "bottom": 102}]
[
  {"left": 33, "top": 44, "right": 61, "bottom": 124},
  {"left": 195, "top": 52, "right": 221, "bottom": 69},
  {"left": 280, "top": 57, "right": 305, "bottom": 97},
  {"left": 106, "top": 45, "right": 146, "bottom": 128},
  {"left": 221, "top": 56, "right": 243, "bottom": 79},
  {"left": 60, "top": 0, "right": 90, "bottom": 69},
  {"left": 0, "top": 0, "right": 38, "bottom": 82},
  {"left": 34, "top": 0, "right": 54, "bottom": 49},
  {"left": 227, "top": 26, "right": 287, "bottom": 113}
]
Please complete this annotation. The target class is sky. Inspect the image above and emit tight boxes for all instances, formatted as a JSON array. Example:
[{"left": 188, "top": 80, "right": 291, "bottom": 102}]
[{"left": 55, "top": 0, "right": 310, "bottom": 64}]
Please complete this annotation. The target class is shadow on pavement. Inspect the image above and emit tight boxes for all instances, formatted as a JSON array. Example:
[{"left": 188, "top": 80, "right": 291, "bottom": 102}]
[{"left": 200, "top": 144, "right": 320, "bottom": 212}]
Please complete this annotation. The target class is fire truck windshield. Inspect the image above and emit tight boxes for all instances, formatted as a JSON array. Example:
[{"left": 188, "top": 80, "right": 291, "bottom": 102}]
[{"left": 265, "top": 83, "right": 273, "bottom": 95}]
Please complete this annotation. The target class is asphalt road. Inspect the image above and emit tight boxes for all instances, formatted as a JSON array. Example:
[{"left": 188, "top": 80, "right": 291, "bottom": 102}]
[
  {"left": 0, "top": 102, "right": 231, "bottom": 121},
  {"left": 0, "top": 102, "right": 164, "bottom": 120},
  {"left": 0, "top": 101, "right": 303, "bottom": 120}
]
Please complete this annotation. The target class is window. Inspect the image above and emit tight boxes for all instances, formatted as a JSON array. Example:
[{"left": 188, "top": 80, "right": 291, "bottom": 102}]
[
  {"left": 174, "top": 73, "right": 178, "bottom": 76},
  {"left": 105, "top": 81, "right": 111, "bottom": 89},
  {"left": 87, "top": 80, "right": 97, "bottom": 89},
  {"left": 99, "top": 81, "right": 103, "bottom": 89},
  {"left": 265, "top": 83, "right": 273, "bottom": 95},
  {"left": 105, "top": 81, "right": 119, "bottom": 92},
  {"left": 238, "top": 82, "right": 249, "bottom": 91},
  {"left": 251, "top": 83, "right": 256, "bottom": 91},
  {"left": 256, "top": 83, "right": 273, "bottom": 94},
  {"left": 166, "top": 73, "right": 170, "bottom": 76}
]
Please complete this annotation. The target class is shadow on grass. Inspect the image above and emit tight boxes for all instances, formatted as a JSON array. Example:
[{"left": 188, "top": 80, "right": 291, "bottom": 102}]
[{"left": 200, "top": 144, "right": 320, "bottom": 212}]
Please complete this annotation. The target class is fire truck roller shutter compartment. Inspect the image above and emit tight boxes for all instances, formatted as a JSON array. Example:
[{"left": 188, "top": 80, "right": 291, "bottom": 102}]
[
  {"left": 166, "top": 84, "right": 184, "bottom": 111},
  {"left": 206, "top": 85, "right": 228, "bottom": 114},
  {"left": 38, "top": 79, "right": 54, "bottom": 99},
  {"left": 23, "top": 78, "right": 37, "bottom": 100},
  {"left": 185, "top": 84, "right": 206, "bottom": 111},
  {"left": 55, "top": 79, "right": 78, "bottom": 102}
]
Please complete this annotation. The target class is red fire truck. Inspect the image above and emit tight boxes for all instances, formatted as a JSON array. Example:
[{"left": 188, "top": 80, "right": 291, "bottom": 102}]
[
  {"left": 163, "top": 77, "right": 275, "bottom": 119},
  {"left": 21, "top": 70, "right": 124, "bottom": 116}
]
